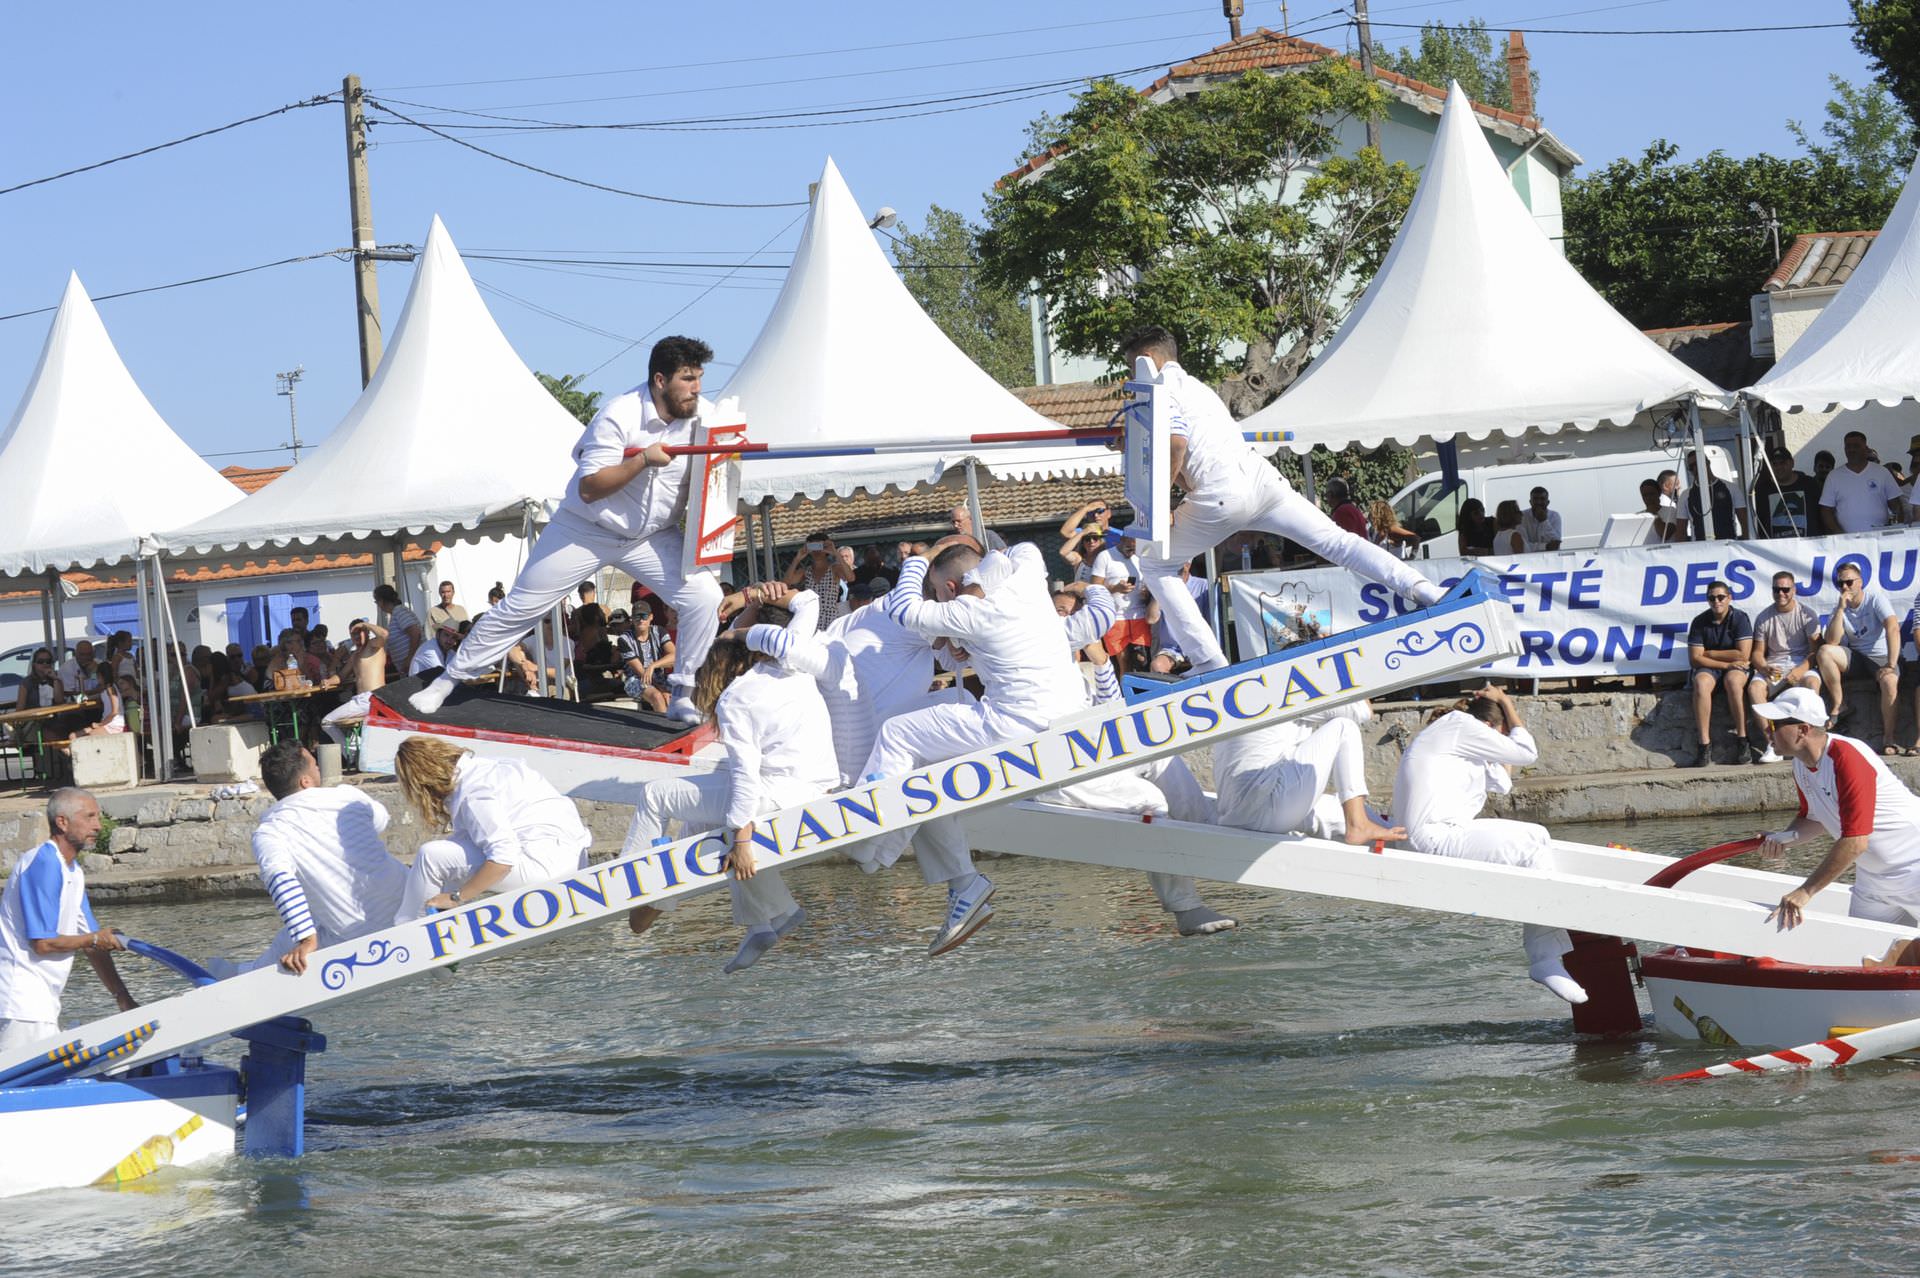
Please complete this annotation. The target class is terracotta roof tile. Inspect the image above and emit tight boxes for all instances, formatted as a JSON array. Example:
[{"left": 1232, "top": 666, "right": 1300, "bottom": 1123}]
[
  {"left": 219, "top": 464, "right": 291, "bottom": 494},
  {"left": 1008, "top": 380, "right": 1125, "bottom": 429},
  {"left": 1764, "top": 231, "right": 1878, "bottom": 292}
]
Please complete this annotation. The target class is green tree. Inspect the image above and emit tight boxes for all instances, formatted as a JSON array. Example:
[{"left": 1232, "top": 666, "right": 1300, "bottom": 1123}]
[
  {"left": 1376, "top": 18, "right": 1532, "bottom": 113},
  {"left": 1789, "top": 74, "right": 1916, "bottom": 204},
  {"left": 1852, "top": 0, "right": 1920, "bottom": 132},
  {"left": 891, "top": 205, "right": 1035, "bottom": 388},
  {"left": 980, "top": 63, "right": 1415, "bottom": 416},
  {"left": 536, "top": 371, "right": 602, "bottom": 426},
  {"left": 1563, "top": 141, "right": 1897, "bottom": 328}
]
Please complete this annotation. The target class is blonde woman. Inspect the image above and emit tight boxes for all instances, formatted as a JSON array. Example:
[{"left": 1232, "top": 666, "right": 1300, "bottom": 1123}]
[
  {"left": 392, "top": 736, "right": 592, "bottom": 923},
  {"left": 1367, "top": 499, "right": 1420, "bottom": 558},
  {"left": 625, "top": 592, "right": 838, "bottom": 974}
]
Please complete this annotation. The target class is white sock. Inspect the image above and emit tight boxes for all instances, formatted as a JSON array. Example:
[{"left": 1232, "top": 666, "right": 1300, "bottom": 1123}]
[
  {"left": 410, "top": 674, "right": 458, "bottom": 716},
  {"left": 723, "top": 927, "right": 779, "bottom": 975},
  {"left": 1529, "top": 960, "right": 1588, "bottom": 1004}
]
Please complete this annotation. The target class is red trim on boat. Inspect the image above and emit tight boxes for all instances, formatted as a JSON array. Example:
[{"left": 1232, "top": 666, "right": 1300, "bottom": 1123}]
[
  {"left": 1641, "top": 947, "right": 1920, "bottom": 991},
  {"left": 364, "top": 698, "right": 716, "bottom": 764}
]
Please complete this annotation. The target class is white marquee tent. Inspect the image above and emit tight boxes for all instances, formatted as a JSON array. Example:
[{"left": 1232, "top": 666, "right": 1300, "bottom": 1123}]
[
  {"left": 727, "top": 157, "right": 1117, "bottom": 507},
  {"left": 1242, "top": 82, "right": 1727, "bottom": 453},
  {"left": 158, "top": 216, "right": 581, "bottom": 559},
  {"left": 1748, "top": 152, "right": 1920, "bottom": 413},
  {"left": 0, "top": 274, "right": 240, "bottom": 579}
]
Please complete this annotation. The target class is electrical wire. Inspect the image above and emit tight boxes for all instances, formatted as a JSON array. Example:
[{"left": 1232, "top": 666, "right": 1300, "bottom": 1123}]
[
  {"left": 0, "top": 251, "right": 343, "bottom": 324},
  {"left": 0, "top": 95, "right": 337, "bottom": 198},
  {"left": 1363, "top": 19, "right": 1853, "bottom": 35}
]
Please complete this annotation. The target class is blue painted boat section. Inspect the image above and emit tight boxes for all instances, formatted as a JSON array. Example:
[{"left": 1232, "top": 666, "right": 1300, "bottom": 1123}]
[{"left": 0, "top": 1063, "right": 240, "bottom": 1115}]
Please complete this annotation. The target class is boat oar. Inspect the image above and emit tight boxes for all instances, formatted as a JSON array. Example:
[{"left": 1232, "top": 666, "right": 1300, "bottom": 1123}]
[
  {"left": 123, "top": 937, "right": 218, "bottom": 987},
  {"left": 1658, "top": 1013, "right": 1920, "bottom": 1081},
  {"left": 3, "top": 1020, "right": 158, "bottom": 1088},
  {"left": 1641, "top": 837, "right": 1765, "bottom": 889},
  {"left": 0, "top": 1034, "right": 86, "bottom": 1088}
]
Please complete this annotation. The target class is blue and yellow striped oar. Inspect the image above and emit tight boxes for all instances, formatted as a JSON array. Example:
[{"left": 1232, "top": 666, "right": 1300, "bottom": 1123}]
[
  {"left": 3, "top": 1021, "right": 158, "bottom": 1088},
  {"left": 0, "top": 1033, "right": 87, "bottom": 1088}
]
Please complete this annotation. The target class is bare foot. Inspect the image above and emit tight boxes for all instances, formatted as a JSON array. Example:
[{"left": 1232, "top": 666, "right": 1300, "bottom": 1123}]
[
  {"left": 1344, "top": 816, "right": 1406, "bottom": 846},
  {"left": 628, "top": 905, "right": 662, "bottom": 935}
]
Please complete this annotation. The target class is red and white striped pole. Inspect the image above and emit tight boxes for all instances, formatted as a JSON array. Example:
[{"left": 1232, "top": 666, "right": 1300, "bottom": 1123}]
[{"left": 1659, "top": 1012, "right": 1920, "bottom": 1081}]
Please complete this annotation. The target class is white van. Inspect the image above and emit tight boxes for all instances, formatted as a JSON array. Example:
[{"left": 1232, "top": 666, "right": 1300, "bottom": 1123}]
[{"left": 1388, "top": 445, "right": 1739, "bottom": 558}]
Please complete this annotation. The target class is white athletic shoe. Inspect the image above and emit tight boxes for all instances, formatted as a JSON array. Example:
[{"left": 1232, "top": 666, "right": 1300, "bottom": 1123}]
[
  {"left": 1529, "top": 960, "right": 1589, "bottom": 1005},
  {"left": 723, "top": 927, "right": 780, "bottom": 975},
  {"left": 1174, "top": 906, "right": 1238, "bottom": 936},
  {"left": 409, "top": 674, "right": 458, "bottom": 717},
  {"left": 1758, "top": 744, "right": 1781, "bottom": 764},
  {"left": 928, "top": 874, "right": 996, "bottom": 956},
  {"left": 667, "top": 696, "right": 702, "bottom": 725}
]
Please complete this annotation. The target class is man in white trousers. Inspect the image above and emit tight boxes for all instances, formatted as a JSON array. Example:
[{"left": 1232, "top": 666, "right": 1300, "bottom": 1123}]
[
  {"left": 243, "top": 741, "right": 409, "bottom": 975},
  {"left": 1391, "top": 685, "right": 1586, "bottom": 1005},
  {"left": 1214, "top": 703, "right": 1403, "bottom": 846},
  {"left": 1120, "top": 326, "right": 1444, "bottom": 676},
  {"left": 410, "top": 336, "right": 725, "bottom": 723}
]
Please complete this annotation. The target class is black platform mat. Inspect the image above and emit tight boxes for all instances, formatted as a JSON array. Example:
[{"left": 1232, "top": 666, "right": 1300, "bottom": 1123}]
[{"left": 373, "top": 674, "right": 694, "bottom": 752}]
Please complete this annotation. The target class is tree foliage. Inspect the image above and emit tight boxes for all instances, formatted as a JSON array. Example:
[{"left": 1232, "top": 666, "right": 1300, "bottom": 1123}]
[
  {"left": 536, "top": 371, "right": 601, "bottom": 426},
  {"left": 1376, "top": 19, "right": 1532, "bottom": 113},
  {"left": 1852, "top": 0, "right": 1920, "bottom": 133},
  {"left": 1788, "top": 74, "right": 1916, "bottom": 203},
  {"left": 890, "top": 205, "right": 1035, "bottom": 388},
  {"left": 979, "top": 63, "right": 1415, "bottom": 416},
  {"left": 1562, "top": 141, "right": 1898, "bottom": 328}
]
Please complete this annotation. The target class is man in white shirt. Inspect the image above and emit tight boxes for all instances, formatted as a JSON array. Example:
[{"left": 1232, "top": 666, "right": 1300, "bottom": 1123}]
[
  {"left": 1519, "top": 487, "right": 1563, "bottom": 552},
  {"left": 1120, "top": 327, "right": 1443, "bottom": 677},
  {"left": 1817, "top": 565, "right": 1900, "bottom": 747},
  {"left": 245, "top": 742, "right": 409, "bottom": 975},
  {"left": 1820, "top": 430, "right": 1906, "bottom": 534},
  {"left": 57, "top": 640, "right": 103, "bottom": 696},
  {"left": 410, "top": 336, "right": 725, "bottom": 723},
  {"left": 0, "top": 788, "right": 137, "bottom": 1051},
  {"left": 409, "top": 620, "right": 461, "bottom": 677}
]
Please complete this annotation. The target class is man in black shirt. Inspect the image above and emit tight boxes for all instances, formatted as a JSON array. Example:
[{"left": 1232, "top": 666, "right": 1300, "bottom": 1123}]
[
  {"left": 1685, "top": 578, "right": 1755, "bottom": 767},
  {"left": 1750, "top": 445, "right": 1823, "bottom": 539},
  {"left": 1684, "top": 452, "right": 1743, "bottom": 541}
]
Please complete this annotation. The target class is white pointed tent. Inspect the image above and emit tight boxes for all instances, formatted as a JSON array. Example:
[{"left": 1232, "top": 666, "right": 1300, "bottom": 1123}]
[
  {"left": 727, "top": 157, "right": 1116, "bottom": 506},
  {"left": 1748, "top": 154, "right": 1920, "bottom": 412},
  {"left": 158, "top": 217, "right": 581, "bottom": 557},
  {"left": 0, "top": 274, "right": 241, "bottom": 578},
  {"left": 1243, "top": 83, "right": 1727, "bottom": 453}
]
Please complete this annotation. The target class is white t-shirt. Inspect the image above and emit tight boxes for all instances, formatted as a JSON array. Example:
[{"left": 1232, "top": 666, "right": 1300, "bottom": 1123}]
[
  {"left": 0, "top": 842, "right": 98, "bottom": 1023},
  {"left": 1159, "top": 361, "right": 1258, "bottom": 501},
  {"left": 560, "top": 386, "right": 710, "bottom": 538},
  {"left": 1794, "top": 732, "right": 1920, "bottom": 905},
  {"left": 716, "top": 661, "right": 842, "bottom": 829},
  {"left": 409, "top": 641, "right": 449, "bottom": 676},
  {"left": 1519, "top": 509, "right": 1563, "bottom": 551},
  {"left": 1091, "top": 547, "right": 1148, "bottom": 620},
  {"left": 1821, "top": 463, "right": 1901, "bottom": 533},
  {"left": 449, "top": 756, "right": 592, "bottom": 874}
]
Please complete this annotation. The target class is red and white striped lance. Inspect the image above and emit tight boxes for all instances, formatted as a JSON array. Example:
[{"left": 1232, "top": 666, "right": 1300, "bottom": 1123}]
[{"left": 1659, "top": 1012, "right": 1920, "bottom": 1082}]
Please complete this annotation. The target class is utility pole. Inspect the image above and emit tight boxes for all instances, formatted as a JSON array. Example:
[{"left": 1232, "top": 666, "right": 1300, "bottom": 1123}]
[
  {"left": 1223, "top": 0, "right": 1243, "bottom": 41},
  {"left": 1353, "top": 1, "right": 1382, "bottom": 152},
  {"left": 342, "top": 74, "right": 383, "bottom": 387},
  {"left": 275, "top": 365, "right": 305, "bottom": 462},
  {"left": 1281, "top": 1, "right": 1291, "bottom": 35}
]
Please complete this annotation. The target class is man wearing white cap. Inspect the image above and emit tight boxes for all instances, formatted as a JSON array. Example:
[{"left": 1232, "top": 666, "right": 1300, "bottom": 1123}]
[{"left": 1756, "top": 685, "right": 1920, "bottom": 929}]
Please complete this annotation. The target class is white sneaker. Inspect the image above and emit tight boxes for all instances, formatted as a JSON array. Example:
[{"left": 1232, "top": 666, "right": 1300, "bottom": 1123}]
[
  {"left": 1758, "top": 745, "right": 1781, "bottom": 763},
  {"left": 928, "top": 874, "right": 996, "bottom": 956},
  {"left": 409, "top": 674, "right": 458, "bottom": 716},
  {"left": 723, "top": 927, "right": 779, "bottom": 974},
  {"left": 1174, "top": 906, "right": 1238, "bottom": 936},
  {"left": 667, "top": 696, "right": 702, "bottom": 725}
]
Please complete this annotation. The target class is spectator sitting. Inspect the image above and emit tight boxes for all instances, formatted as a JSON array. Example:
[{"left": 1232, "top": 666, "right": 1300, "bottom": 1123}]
[
  {"left": 410, "top": 620, "right": 461, "bottom": 678},
  {"left": 301, "top": 635, "right": 334, "bottom": 685},
  {"left": 857, "top": 544, "right": 895, "bottom": 589},
  {"left": 1324, "top": 478, "right": 1369, "bottom": 539},
  {"left": 951, "top": 501, "right": 1007, "bottom": 551},
  {"left": 15, "top": 649, "right": 69, "bottom": 711},
  {"left": 572, "top": 610, "right": 622, "bottom": 702},
  {"left": 1820, "top": 430, "right": 1905, "bottom": 534},
  {"left": 1751, "top": 446, "right": 1821, "bottom": 539},
  {"left": 487, "top": 581, "right": 506, "bottom": 610},
  {"left": 1681, "top": 454, "right": 1743, "bottom": 540},
  {"left": 1060, "top": 524, "right": 1107, "bottom": 584},
  {"left": 614, "top": 606, "right": 675, "bottom": 713},
  {"left": 428, "top": 580, "right": 469, "bottom": 631},
  {"left": 1456, "top": 497, "right": 1497, "bottom": 556},
  {"left": 784, "top": 533, "right": 853, "bottom": 630},
  {"left": 57, "top": 640, "right": 102, "bottom": 696},
  {"left": 1819, "top": 565, "right": 1900, "bottom": 751},
  {"left": 1493, "top": 500, "right": 1526, "bottom": 555},
  {"left": 1655, "top": 469, "right": 1688, "bottom": 542},
  {"left": 1367, "top": 498, "right": 1420, "bottom": 558},
  {"left": 1520, "top": 487, "right": 1563, "bottom": 551},
  {"left": 1684, "top": 579, "right": 1754, "bottom": 767},
  {"left": 1813, "top": 449, "right": 1836, "bottom": 484},
  {"left": 1749, "top": 569, "right": 1823, "bottom": 763},
  {"left": 81, "top": 676, "right": 137, "bottom": 737},
  {"left": 103, "top": 631, "right": 137, "bottom": 683},
  {"left": 1637, "top": 479, "right": 1670, "bottom": 544},
  {"left": 372, "top": 584, "right": 422, "bottom": 674}
]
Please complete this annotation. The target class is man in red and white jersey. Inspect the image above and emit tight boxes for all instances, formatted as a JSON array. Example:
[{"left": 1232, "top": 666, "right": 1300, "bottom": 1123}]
[{"left": 1754, "top": 686, "right": 1920, "bottom": 928}]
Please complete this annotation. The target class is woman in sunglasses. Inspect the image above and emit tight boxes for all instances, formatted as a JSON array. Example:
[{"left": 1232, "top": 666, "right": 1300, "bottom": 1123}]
[{"left": 13, "top": 649, "right": 72, "bottom": 712}]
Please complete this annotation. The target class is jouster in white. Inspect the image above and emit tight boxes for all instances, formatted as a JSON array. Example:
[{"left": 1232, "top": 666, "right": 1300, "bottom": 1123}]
[
  {"left": 1390, "top": 687, "right": 1587, "bottom": 1004},
  {"left": 1757, "top": 686, "right": 1920, "bottom": 931},
  {"left": 1214, "top": 702, "right": 1403, "bottom": 850},
  {"left": 394, "top": 747, "right": 593, "bottom": 924},
  {"left": 410, "top": 337, "right": 725, "bottom": 723},
  {"left": 1122, "top": 328, "right": 1444, "bottom": 676},
  {"left": 0, "top": 789, "right": 137, "bottom": 1053}
]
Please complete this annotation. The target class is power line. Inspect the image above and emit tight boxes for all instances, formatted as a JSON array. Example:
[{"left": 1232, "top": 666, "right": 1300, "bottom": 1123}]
[
  {"left": 0, "top": 94, "right": 337, "bottom": 198},
  {"left": 0, "top": 251, "right": 343, "bottom": 324},
  {"left": 1364, "top": 19, "right": 1853, "bottom": 35},
  {"left": 364, "top": 98, "right": 807, "bottom": 207}
]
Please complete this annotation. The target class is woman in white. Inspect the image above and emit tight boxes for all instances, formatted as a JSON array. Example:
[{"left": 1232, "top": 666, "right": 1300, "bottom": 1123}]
[
  {"left": 393, "top": 736, "right": 593, "bottom": 923},
  {"left": 627, "top": 593, "right": 840, "bottom": 973},
  {"left": 1390, "top": 685, "right": 1587, "bottom": 1005}
]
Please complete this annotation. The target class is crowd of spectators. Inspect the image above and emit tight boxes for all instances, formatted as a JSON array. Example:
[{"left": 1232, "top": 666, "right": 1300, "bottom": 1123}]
[{"left": 1653, "top": 430, "right": 1920, "bottom": 545}]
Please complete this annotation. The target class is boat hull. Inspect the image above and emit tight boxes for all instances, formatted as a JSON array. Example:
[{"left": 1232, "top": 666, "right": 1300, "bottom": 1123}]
[
  {"left": 0, "top": 1063, "right": 240, "bottom": 1198},
  {"left": 1643, "top": 947, "right": 1920, "bottom": 1049}
]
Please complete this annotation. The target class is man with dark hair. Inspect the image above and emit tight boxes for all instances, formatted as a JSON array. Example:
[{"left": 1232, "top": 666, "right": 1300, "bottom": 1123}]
[
  {"left": 1751, "top": 447, "right": 1821, "bottom": 539},
  {"left": 1681, "top": 454, "right": 1741, "bottom": 541},
  {"left": 1820, "top": 429, "right": 1905, "bottom": 533},
  {"left": 1653, "top": 469, "right": 1686, "bottom": 542},
  {"left": 1521, "top": 487, "right": 1563, "bottom": 551},
  {"left": 372, "top": 585, "right": 422, "bottom": 673},
  {"left": 1819, "top": 565, "right": 1901, "bottom": 748},
  {"left": 1685, "top": 579, "right": 1754, "bottom": 767},
  {"left": 1749, "top": 570, "right": 1822, "bottom": 763},
  {"left": 245, "top": 742, "right": 407, "bottom": 975},
  {"left": 428, "top": 580, "right": 468, "bottom": 631},
  {"left": 410, "top": 335, "right": 724, "bottom": 723},
  {"left": 0, "top": 788, "right": 137, "bottom": 1050},
  {"left": 1118, "top": 326, "right": 1442, "bottom": 676},
  {"left": 1323, "top": 478, "right": 1367, "bottom": 538}
]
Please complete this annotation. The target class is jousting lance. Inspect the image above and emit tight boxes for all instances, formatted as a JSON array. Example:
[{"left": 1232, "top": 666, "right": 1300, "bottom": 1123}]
[
  {"left": 621, "top": 425, "right": 1294, "bottom": 462},
  {"left": 1658, "top": 1011, "right": 1920, "bottom": 1082}
]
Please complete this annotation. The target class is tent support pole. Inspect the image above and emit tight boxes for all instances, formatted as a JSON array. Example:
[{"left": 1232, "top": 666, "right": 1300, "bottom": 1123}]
[
  {"left": 133, "top": 557, "right": 165, "bottom": 780},
  {"left": 1732, "top": 400, "right": 1757, "bottom": 538},
  {"left": 964, "top": 460, "right": 986, "bottom": 546},
  {"left": 1204, "top": 547, "right": 1224, "bottom": 653},
  {"left": 759, "top": 501, "right": 777, "bottom": 581},
  {"left": 156, "top": 557, "right": 196, "bottom": 733},
  {"left": 37, "top": 583, "right": 53, "bottom": 657},
  {"left": 740, "top": 501, "right": 757, "bottom": 591},
  {"left": 151, "top": 557, "right": 176, "bottom": 781},
  {"left": 1300, "top": 452, "right": 1318, "bottom": 504},
  {"left": 1687, "top": 401, "right": 1713, "bottom": 539},
  {"left": 46, "top": 570, "right": 68, "bottom": 658}
]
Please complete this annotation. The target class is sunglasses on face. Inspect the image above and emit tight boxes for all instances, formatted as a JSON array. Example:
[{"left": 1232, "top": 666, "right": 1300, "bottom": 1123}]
[
  {"left": 1773, "top": 585, "right": 1795, "bottom": 594},
  {"left": 1708, "top": 594, "right": 1730, "bottom": 602},
  {"left": 1838, "top": 578, "right": 1861, "bottom": 588}
]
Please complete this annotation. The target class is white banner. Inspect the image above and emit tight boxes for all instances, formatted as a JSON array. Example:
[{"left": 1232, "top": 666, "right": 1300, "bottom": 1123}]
[{"left": 1229, "top": 529, "right": 1920, "bottom": 677}]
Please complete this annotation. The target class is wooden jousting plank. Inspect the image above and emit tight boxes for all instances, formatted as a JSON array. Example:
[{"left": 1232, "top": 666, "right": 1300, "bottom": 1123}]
[{"left": 0, "top": 580, "right": 1518, "bottom": 1078}]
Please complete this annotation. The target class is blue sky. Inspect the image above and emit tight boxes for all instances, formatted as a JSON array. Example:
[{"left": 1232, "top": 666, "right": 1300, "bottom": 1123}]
[{"left": 0, "top": 0, "right": 1876, "bottom": 466}]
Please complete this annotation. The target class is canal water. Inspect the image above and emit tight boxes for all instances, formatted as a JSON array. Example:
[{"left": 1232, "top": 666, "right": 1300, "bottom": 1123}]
[{"left": 5, "top": 814, "right": 1916, "bottom": 1274}]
